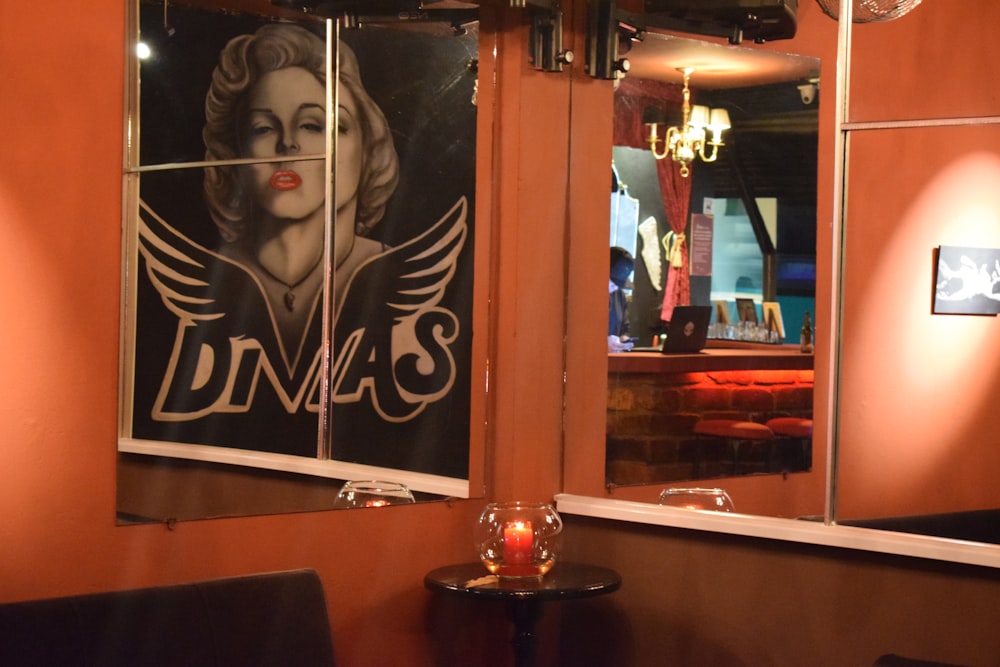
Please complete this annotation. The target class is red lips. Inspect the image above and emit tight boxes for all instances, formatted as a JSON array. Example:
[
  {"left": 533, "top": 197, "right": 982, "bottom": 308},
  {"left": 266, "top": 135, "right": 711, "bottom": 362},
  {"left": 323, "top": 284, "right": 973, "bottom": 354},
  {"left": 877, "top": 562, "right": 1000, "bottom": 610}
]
[{"left": 269, "top": 170, "right": 302, "bottom": 191}]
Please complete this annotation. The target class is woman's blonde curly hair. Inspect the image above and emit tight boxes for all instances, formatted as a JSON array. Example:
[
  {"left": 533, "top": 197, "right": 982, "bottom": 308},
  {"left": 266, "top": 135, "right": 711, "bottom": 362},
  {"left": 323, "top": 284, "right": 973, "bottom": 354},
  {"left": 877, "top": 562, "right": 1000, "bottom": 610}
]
[{"left": 202, "top": 23, "right": 398, "bottom": 243}]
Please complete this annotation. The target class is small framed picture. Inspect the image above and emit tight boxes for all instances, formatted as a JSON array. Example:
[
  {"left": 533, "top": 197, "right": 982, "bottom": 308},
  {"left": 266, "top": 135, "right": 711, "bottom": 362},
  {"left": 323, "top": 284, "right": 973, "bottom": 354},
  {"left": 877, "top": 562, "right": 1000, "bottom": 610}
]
[
  {"left": 736, "top": 298, "right": 758, "bottom": 324},
  {"left": 761, "top": 301, "right": 785, "bottom": 338},
  {"left": 712, "top": 299, "right": 731, "bottom": 324},
  {"left": 933, "top": 245, "right": 1000, "bottom": 315}
]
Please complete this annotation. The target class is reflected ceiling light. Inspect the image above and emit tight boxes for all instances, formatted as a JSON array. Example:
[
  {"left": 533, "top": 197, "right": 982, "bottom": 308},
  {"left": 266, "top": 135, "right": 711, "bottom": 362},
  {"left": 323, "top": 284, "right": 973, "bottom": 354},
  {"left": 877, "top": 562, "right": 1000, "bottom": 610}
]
[
  {"left": 137, "top": 0, "right": 174, "bottom": 61},
  {"left": 644, "top": 68, "right": 730, "bottom": 178}
]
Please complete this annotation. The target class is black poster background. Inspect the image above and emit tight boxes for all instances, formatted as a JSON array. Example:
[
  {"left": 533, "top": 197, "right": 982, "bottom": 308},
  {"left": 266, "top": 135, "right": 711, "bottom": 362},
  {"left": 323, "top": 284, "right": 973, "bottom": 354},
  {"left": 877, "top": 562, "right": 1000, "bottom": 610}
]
[{"left": 127, "top": 6, "right": 477, "bottom": 479}]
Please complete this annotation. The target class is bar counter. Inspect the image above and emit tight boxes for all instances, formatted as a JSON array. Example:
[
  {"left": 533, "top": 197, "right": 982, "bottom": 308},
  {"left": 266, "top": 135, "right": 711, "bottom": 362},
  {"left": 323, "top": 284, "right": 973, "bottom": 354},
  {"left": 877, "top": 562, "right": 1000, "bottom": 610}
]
[
  {"left": 606, "top": 341, "right": 814, "bottom": 485},
  {"left": 609, "top": 341, "right": 813, "bottom": 374}
]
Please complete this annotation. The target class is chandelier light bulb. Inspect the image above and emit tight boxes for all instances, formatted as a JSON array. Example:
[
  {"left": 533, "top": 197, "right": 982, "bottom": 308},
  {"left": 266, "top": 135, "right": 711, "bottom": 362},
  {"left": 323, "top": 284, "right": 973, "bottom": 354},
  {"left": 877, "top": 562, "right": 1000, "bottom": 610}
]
[{"left": 645, "top": 68, "right": 730, "bottom": 177}]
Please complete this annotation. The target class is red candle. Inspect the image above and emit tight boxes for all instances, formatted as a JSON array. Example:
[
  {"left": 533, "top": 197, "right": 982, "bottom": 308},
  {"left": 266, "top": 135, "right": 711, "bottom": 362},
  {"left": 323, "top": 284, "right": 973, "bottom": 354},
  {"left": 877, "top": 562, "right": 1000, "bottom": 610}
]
[{"left": 503, "top": 520, "right": 534, "bottom": 566}]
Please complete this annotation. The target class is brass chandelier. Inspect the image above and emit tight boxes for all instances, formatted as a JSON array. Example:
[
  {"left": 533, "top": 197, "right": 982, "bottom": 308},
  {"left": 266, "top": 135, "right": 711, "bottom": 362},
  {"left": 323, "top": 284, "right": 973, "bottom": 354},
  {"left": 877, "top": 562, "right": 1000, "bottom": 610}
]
[{"left": 645, "top": 68, "right": 731, "bottom": 178}]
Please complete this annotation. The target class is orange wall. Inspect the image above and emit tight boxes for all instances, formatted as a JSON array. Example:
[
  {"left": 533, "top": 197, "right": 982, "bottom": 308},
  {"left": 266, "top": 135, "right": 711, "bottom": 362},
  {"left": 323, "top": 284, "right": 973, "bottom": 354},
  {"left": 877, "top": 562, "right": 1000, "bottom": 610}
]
[
  {"left": 5, "top": 1, "right": 1000, "bottom": 666},
  {"left": 0, "top": 1, "right": 567, "bottom": 665},
  {"left": 838, "top": 125, "right": 1000, "bottom": 520},
  {"left": 566, "top": 2, "right": 1000, "bottom": 665},
  {"left": 559, "top": 516, "right": 1000, "bottom": 667},
  {"left": 836, "top": 1, "right": 1000, "bottom": 520}
]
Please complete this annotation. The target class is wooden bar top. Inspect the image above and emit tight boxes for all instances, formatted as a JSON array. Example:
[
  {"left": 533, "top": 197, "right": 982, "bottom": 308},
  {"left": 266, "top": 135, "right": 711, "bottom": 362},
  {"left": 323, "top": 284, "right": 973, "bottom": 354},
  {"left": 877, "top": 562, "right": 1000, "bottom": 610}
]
[{"left": 609, "top": 341, "right": 813, "bottom": 373}]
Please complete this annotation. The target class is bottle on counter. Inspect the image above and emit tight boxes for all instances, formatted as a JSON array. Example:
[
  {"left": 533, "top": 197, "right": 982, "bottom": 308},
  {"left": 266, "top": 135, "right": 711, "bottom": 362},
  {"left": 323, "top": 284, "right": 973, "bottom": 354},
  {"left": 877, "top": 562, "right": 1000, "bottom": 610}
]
[{"left": 800, "top": 311, "right": 814, "bottom": 354}]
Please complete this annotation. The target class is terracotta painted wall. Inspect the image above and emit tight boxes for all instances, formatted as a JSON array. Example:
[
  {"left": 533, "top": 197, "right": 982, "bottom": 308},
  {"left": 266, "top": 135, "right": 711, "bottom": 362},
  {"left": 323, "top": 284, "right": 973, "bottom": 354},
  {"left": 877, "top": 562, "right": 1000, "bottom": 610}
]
[
  {"left": 834, "top": 0, "right": 1000, "bottom": 520},
  {"left": 559, "top": 1, "right": 1000, "bottom": 665},
  {"left": 5, "top": 0, "right": 1000, "bottom": 666},
  {"left": 0, "top": 1, "right": 571, "bottom": 665},
  {"left": 558, "top": 516, "right": 1000, "bottom": 667}
]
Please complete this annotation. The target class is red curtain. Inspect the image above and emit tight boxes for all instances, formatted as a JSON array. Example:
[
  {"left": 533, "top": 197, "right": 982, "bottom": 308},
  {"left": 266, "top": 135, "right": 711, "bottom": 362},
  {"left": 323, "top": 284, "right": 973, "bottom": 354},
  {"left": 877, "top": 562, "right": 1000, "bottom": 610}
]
[
  {"left": 613, "top": 77, "right": 692, "bottom": 323},
  {"left": 655, "top": 158, "right": 692, "bottom": 322}
]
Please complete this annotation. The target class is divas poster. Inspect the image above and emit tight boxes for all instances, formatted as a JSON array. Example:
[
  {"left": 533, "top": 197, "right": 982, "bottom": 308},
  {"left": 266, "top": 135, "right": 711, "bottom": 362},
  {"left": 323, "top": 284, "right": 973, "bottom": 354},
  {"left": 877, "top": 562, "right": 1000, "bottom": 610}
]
[{"left": 123, "top": 6, "right": 477, "bottom": 481}]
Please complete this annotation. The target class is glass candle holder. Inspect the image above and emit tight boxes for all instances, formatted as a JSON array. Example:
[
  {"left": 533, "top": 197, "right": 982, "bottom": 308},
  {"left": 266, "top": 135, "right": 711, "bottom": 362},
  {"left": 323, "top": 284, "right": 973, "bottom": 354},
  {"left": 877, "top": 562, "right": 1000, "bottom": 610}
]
[
  {"left": 658, "top": 487, "right": 735, "bottom": 512},
  {"left": 475, "top": 502, "right": 563, "bottom": 578},
  {"left": 333, "top": 480, "right": 415, "bottom": 509}
]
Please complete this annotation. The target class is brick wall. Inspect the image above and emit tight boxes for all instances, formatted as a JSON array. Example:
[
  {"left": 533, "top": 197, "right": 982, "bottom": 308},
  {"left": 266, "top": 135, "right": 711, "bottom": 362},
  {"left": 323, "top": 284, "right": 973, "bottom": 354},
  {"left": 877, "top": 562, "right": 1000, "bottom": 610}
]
[{"left": 607, "top": 369, "right": 814, "bottom": 486}]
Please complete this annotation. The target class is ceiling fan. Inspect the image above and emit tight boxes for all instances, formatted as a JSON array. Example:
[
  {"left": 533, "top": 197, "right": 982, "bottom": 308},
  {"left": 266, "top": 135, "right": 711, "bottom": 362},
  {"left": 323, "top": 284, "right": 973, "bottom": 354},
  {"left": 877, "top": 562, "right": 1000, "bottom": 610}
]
[{"left": 814, "top": 0, "right": 922, "bottom": 22}]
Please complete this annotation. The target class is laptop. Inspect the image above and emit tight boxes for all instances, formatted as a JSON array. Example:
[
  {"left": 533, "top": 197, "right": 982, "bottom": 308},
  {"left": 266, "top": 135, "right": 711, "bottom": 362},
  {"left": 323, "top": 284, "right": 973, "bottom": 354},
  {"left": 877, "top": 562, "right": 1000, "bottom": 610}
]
[{"left": 660, "top": 305, "right": 712, "bottom": 354}]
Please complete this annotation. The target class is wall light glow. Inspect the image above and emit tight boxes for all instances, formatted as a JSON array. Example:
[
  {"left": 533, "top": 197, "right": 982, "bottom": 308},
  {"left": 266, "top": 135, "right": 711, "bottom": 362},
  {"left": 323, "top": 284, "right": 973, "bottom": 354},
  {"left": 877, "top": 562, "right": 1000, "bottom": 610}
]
[
  {"left": 857, "top": 150, "right": 1000, "bottom": 426},
  {"left": 841, "top": 143, "right": 1000, "bottom": 517}
]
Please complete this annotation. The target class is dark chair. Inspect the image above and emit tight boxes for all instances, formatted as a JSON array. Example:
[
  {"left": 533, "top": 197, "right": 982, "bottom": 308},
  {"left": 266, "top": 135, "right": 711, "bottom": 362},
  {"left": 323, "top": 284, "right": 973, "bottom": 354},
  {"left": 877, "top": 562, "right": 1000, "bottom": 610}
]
[
  {"left": 693, "top": 418, "right": 774, "bottom": 475},
  {"left": 765, "top": 416, "right": 813, "bottom": 472},
  {"left": 0, "top": 569, "right": 335, "bottom": 666},
  {"left": 874, "top": 654, "right": 968, "bottom": 667}
]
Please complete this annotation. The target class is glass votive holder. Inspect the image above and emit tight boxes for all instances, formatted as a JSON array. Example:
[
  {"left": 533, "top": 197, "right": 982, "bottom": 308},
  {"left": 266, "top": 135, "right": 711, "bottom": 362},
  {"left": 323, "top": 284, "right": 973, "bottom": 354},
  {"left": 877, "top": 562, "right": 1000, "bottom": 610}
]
[
  {"left": 475, "top": 502, "right": 563, "bottom": 578},
  {"left": 658, "top": 488, "right": 735, "bottom": 512},
  {"left": 333, "top": 480, "right": 416, "bottom": 509}
]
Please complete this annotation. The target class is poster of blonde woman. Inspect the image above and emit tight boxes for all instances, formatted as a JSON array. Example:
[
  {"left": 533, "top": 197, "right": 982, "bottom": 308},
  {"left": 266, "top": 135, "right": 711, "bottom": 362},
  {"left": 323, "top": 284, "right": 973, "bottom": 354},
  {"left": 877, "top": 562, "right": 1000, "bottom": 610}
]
[{"left": 122, "top": 5, "right": 478, "bottom": 481}]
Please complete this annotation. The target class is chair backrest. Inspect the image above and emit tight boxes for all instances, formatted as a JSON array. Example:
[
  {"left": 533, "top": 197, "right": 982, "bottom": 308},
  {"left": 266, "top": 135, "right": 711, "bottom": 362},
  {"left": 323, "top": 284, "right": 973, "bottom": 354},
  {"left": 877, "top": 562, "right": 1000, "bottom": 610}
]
[
  {"left": 874, "top": 654, "right": 968, "bottom": 667},
  {"left": 0, "top": 569, "right": 335, "bottom": 666}
]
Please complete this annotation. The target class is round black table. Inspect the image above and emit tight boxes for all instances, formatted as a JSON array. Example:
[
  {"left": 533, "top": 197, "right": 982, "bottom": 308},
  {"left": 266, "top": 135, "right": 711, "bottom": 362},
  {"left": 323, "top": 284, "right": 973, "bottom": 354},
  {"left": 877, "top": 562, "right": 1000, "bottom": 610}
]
[{"left": 424, "top": 562, "right": 621, "bottom": 667}]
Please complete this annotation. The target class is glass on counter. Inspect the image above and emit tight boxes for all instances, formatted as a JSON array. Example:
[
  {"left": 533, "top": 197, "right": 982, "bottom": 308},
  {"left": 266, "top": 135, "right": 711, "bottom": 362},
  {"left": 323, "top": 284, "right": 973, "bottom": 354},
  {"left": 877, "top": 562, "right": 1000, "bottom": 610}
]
[{"left": 708, "top": 321, "right": 782, "bottom": 344}]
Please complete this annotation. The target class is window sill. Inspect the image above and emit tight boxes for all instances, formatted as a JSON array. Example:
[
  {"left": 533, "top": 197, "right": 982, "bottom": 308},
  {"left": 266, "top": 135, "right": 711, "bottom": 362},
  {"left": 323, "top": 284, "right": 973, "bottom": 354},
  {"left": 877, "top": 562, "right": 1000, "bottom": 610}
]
[{"left": 553, "top": 493, "right": 1000, "bottom": 569}]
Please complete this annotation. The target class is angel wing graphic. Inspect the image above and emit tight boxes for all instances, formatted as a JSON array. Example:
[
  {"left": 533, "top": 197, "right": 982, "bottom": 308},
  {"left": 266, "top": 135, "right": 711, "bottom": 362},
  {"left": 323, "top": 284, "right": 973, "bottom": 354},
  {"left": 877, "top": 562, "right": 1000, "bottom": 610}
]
[
  {"left": 335, "top": 197, "right": 467, "bottom": 336},
  {"left": 332, "top": 196, "right": 468, "bottom": 422},
  {"left": 137, "top": 196, "right": 468, "bottom": 424},
  {"left": 136, "top": 201, "right": 291, "bottom": 358},
  {"left": 136, "top": 201, "right": 324, "bottom": 420}
]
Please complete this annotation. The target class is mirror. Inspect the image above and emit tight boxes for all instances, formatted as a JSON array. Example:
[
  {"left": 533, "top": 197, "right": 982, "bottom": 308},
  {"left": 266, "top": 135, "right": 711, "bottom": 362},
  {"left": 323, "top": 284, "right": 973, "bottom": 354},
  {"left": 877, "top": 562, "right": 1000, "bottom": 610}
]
[
  {"left": 117, "top": 0, "right": 488, "bottom": 522},
  {"left": 830, "top": 0, "right": 1000, "bottom": 546},
  {"left": 605, "top": 32, "right": 819, "bottom": 496},
  {"left": 563, "top": 0, "right": 1000, "bottom": 567}
]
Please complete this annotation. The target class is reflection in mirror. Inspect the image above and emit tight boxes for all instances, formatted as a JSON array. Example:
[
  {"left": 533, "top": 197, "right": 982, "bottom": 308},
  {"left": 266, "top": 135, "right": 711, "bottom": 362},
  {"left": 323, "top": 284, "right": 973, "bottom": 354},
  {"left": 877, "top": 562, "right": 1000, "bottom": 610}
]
[
  {"left": 658, "top": 487, "right": 735, "bottom": 512},
  {"left": 118, "top": 1, "right": 485, "bottom": 522},
  {"left": 605, "top": 32, "right": 818, "bottom": 491},
  {"left": 564, "top": 0, "right": 1000, "bottom": 568},
  {"left": 332, "top": 480, "right": 416, "bottom": 509}
]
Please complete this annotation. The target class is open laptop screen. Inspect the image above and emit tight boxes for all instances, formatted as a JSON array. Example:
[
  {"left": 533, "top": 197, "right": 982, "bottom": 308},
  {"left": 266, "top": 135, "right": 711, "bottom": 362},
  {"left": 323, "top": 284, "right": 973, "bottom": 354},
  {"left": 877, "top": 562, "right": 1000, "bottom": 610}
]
[{"left": 660, "top": 305, "right": 712, "bottom": 354}]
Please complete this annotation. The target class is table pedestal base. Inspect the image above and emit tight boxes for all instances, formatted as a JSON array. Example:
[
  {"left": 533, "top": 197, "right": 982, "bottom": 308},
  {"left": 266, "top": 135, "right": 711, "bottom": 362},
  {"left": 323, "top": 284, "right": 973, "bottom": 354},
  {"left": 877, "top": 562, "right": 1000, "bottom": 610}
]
[
  {"left": 509, "top": 598, "right": 543, "bottom": 667},
  {"left": 424, "top": 562, "right": 621, "bottom": 667}
]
